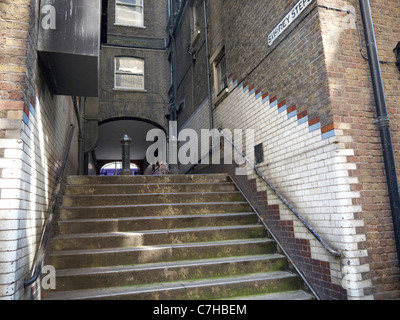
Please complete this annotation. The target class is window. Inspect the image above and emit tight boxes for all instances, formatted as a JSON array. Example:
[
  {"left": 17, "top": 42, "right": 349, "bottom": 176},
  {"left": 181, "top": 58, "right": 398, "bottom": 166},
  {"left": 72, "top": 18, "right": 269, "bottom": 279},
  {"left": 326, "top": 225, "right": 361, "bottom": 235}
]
[
  {"left": 191, "top": 3, "right": 201, "bottom": 43},
  {"left": 215, "top": 52, "right": 227, "bottom": 95},
  {"left": 115, "top": 0, "right": 144, "bottom": 27},
  {"left": 254, "top": 143, "right": 264, "bottom": 164},
  {"left": 100, "top": 162, "right": 140, "bottom": 176},
  {"left": 211, "top": 46, "right": 228, "bottom": 105},
  {"left": 115, "top": 57, "right": 145, "bottom": 90}
]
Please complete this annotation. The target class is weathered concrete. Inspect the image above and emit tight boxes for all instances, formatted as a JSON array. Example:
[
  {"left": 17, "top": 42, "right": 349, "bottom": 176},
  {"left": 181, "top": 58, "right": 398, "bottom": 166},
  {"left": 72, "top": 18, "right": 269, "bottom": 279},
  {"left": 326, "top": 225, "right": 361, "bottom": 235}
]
[{"left": 44, "top": 174, "right": 314, "bottom": 300}]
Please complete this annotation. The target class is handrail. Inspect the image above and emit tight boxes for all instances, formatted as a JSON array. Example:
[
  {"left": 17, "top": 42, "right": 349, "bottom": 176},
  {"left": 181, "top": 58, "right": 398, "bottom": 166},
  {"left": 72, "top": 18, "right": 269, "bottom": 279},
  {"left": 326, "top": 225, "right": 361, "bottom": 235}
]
[
  {"left": 227, "top": 175, "right": 321, "bottom": 300},
  {"left": 218, "top": 128, "right": 342, "bottom": 258},
  {"left": 24, "top": 124, "right": 76, "bottom": 288}
]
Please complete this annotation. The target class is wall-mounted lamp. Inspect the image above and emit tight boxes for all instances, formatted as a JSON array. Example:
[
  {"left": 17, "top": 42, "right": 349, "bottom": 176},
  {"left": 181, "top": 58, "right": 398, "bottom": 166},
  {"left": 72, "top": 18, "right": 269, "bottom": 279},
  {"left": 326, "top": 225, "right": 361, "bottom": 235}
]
[
  {"left": 394, "top": 42, "right": 400, "bottom": 72},
  {"left": 187, "top": 44, "right": 197, "bottom": 63}
]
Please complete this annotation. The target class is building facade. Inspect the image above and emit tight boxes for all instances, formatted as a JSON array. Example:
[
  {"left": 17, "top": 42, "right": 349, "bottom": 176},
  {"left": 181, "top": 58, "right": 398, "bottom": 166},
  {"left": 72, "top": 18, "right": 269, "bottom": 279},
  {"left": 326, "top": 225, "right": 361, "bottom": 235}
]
[
  {"left": 95, "top": 0, "right": 170, "bottom": 175},
  {"left": 174, "top": 0, "right": 400, "bottom": 300},
  {"left": 0, "top": 0, "right": 400, "bottom": 300}
]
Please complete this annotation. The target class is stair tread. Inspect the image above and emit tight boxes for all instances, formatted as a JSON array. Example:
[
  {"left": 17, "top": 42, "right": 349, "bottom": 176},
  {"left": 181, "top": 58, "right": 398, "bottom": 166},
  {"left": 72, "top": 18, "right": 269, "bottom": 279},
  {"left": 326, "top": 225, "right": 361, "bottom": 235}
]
[
  {"left": 51, "top": 238, "right": 273, "bottom": 256},
  {"left": 63, "top": 192, "right": 244, "bottom": 207},
  {"left": 44, "top": 271, "right": 296, "bottom": 300},
  {"left": 64, "top": 191, "right": 241, "bottom": 198},
  {"left": 55, "top": 224, "right": 265, "bottom": 239},
  {"left": 67, "top": 182, "right": 235, "bottom": 188},
  {"left": 65, "top": 182, "right": 237, "bottom": 194},
  {"left": 55, "top": 254, "right": 285, "bottom": 277},
  {"left": 62, "top": 201, "right": 249, "bottom": 210},
  {"left": 58, "top": 212, "right": 256, "bottom": 224},
  {"left": 69, "top": 174, "right": 228, "bottom": 178},
  {"left": 229, "top": 290, "right": 314, "bottom": 300},
  {"left": 67, "top": 174, "right": 229, "bottom": 185}
]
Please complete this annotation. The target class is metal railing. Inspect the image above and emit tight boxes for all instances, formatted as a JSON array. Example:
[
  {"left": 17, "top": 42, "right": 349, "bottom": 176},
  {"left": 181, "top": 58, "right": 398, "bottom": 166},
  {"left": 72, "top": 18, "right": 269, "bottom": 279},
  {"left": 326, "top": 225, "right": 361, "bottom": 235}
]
[
  {"left": 218, "top": 128, "right": 342, "bottom": 258},
  {"left": 227, "top": 176, "right": 321, "bottom": 300},
  {"left": 24, "top": 124, "right": 76, "bottom": 288}
]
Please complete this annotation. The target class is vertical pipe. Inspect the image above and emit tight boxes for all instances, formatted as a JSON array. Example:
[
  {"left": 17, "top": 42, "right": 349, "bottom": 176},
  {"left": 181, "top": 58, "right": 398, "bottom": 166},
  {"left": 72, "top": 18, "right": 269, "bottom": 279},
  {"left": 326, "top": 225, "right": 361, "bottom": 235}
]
[
  {"left": 78, "top": 97, "right": 85, "bottom": 175},
  {"left": 203, "top": 0, "right": 214, "bottom": 130},
  {"left": 359, "top": 0, "right": 400, "bottom": 266},
  {"left": 72, "top": 96, "right": 84, "bottom": 175}
]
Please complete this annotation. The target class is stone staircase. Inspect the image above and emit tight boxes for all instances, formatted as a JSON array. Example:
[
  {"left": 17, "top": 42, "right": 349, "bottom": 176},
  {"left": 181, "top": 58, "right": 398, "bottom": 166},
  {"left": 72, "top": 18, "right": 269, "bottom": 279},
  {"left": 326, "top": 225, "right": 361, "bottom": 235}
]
[{"left": 43, "top": 174, "right": 314, "bottom": 300}]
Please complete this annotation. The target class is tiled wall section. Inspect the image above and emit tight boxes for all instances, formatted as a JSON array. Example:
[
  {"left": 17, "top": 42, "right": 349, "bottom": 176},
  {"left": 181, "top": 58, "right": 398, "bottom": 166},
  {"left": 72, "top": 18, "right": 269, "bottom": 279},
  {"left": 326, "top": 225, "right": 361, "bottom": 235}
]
[
  {"left": 0, "top": 92, "right": 78, "bottom": 301},
  {"left": 178, "top": 96, "right": 211, "bottom": 174},
  {"left": 184, "top": 74, "right": 369, "bottom": 299}
]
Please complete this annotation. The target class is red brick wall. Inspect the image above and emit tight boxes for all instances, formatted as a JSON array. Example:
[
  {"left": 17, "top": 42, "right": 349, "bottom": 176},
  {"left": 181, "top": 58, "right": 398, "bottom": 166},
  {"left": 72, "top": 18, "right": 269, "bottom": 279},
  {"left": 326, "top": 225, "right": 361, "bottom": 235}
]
[
  {"left": 319, "top": 0, "right": 400, "bottom": 299},
  {"left": 0, "top": 0, "right": 29, "bottom": 126}
]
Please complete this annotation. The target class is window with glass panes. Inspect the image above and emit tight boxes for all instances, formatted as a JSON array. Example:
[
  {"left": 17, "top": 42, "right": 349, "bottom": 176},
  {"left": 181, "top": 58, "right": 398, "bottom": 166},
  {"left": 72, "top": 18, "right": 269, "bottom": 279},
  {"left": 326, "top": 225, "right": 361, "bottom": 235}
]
[
  {"left": 216, "top": 53, "right": 227, "bottom": 94},
  {"left": 115, "top": 0, "right": 144, "bottom": 27},
  {"left": 115, "top": 57, "right": 145, "bottom": 90}
]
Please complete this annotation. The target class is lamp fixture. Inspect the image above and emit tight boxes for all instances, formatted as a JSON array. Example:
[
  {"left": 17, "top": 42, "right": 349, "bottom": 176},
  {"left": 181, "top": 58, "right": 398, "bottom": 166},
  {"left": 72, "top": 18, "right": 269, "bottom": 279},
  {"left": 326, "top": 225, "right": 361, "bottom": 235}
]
[{"left": 394, "top": 42, "right": 400, "bottom": 72}]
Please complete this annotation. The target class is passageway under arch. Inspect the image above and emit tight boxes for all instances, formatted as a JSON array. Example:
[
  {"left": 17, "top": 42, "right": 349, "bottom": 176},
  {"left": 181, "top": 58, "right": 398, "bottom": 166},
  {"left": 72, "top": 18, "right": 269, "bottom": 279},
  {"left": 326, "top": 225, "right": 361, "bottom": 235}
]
[{"left": 94, "top": 118, "right": 166, "bottom": 175}]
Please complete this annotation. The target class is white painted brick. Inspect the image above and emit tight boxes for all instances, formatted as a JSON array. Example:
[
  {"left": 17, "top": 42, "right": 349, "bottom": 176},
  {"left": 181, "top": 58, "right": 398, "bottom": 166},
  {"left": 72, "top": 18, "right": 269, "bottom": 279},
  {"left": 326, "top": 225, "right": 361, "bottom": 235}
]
[
  {"left": 186, "top": 72, "right": 370, "bottom": 299},
  {"left": 344, "top": 279, "right": 372, "bottom": 290},
  {"left": 0, "top": 140, "right": 23, "bottom": 149},
  {"left": 0, "top": 159, "right": 23, "bottom": 170},
  {"left": 3, "top": 149, "right": 24, "bottom": 159},
  {"left": 343, "top": 250, "right": 368, "bottom": 259},
  {"left": 335, "top": 191, "right": 361, "bottom": 200},
  {"left": 0, "top": 283, "right": 16, "bottom": 298}
]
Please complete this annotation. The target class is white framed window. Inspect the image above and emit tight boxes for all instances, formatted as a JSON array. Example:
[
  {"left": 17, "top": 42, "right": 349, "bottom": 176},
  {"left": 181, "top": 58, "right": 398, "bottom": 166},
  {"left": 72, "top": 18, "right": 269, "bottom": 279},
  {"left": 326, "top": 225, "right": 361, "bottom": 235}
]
[
  {"left": 211, "top": 46, "right": 228, "bottom": 105},
  {"left": 114, "top": 57, "right": 145, "bottom": 91},
  {"left": 115, "top": 0, "right": 144, "bottom": 27},
  {"left": 215, "top": 52, "right": 227, "bottom": 95},
  {"left": 190, "top": 2, "right": 201, "bottom": 44}
]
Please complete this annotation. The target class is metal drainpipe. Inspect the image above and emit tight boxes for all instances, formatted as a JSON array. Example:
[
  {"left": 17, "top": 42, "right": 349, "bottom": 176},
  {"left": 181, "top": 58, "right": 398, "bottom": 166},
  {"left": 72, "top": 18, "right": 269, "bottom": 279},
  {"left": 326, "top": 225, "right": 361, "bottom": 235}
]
[
  {"left": 203, "top": 0, "right": 214, "bottom": 130},
  {"left": 72, "top": 96, "right": 85, "bottom": 176},
  {"left": 359, "top": 0, "right": 400, "bottom": 266}
]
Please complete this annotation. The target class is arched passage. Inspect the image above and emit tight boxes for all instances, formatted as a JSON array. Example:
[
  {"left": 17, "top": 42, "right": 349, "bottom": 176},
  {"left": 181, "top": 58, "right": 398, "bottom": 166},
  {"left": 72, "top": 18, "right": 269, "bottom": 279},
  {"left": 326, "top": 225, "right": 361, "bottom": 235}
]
[
  {"left": 95, "top": 117, "right": 166, "bottom": 175},
  {"left": 100, "top": 162, "right": 140, "bottom": 176}
]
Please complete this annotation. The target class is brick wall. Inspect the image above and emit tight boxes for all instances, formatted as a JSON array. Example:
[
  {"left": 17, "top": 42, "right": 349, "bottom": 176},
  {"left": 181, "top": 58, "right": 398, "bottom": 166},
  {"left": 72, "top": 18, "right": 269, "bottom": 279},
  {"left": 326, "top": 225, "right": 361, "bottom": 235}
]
[
  {"left": 207, "top": 0, "right": 332, "bottom": 127},
  {"left": 174, "top": 0, "right": 210, "bottom": 129},
  {"left": 107, "top": 0, "right": 168, "bottom": 40},
  {"left": 176, "top": 0, "right": 400, "bottom": 299},
  {"left": 0, "top": 0, "right": 79, "bottom": 300},
  {"left": 318, "top": 0, "right": 400, "bottom": 299},
  {"left": 99, "top": 46, "right": 170, "bottom": 129}
]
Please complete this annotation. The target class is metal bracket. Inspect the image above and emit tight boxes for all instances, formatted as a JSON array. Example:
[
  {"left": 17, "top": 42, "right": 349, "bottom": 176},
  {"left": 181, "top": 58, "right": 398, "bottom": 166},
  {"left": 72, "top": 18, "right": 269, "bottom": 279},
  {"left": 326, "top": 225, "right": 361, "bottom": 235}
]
[{"left": 374, "top": 116, "right": 391, "bottom": 129}]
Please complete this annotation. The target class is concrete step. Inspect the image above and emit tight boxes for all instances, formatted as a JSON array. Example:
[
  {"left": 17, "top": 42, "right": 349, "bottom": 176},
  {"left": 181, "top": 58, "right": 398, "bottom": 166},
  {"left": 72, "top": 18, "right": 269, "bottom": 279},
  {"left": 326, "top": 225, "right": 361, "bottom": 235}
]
[
  {"left": 229, "top": 290, "right": 314, "bottom": 300},
  {"left": 54, "top": 225, "right": 267, "bottom": 250},
  {"left": 67, "top": 174, "right": 229, "bottom": 186},
  {"left": 50, "top": 238, "right": 277, "bottom": 269},
  {"left": 52, "top": 254, "right": 288, "bottom": 292},
  {"left": 44, "top": 173, "right": 313, "bottom": 300},
  {"left": 62, "top": 191, "right": 244, "bottom": 207},
  {"left": 65, "top": 182, "right": 237, "bottom": 195},
  {"left": 60, "top": 202, "right": 252, "bottom": 220},
  {"left": 58, "top": 212, "right": 259, "bottom": 235},
  {"left": 44, "top": 271, "right": 302, "bottom": 300}
]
